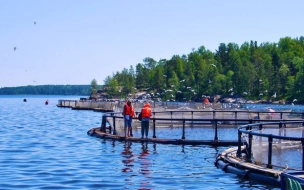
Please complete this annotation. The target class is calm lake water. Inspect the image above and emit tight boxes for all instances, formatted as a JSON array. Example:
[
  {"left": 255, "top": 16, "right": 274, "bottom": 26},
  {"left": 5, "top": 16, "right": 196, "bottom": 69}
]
[{"left": 1, "top": 95, "right": 295, "bottom": 190}]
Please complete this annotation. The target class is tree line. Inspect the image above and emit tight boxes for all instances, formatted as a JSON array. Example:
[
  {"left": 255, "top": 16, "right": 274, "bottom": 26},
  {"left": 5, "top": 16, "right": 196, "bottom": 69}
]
[
  {"left": 103, "top": 36, "right": 304, "bottom": 103},
  {"left": 0, "top": 85, "right": 95, "bottom": 95}
]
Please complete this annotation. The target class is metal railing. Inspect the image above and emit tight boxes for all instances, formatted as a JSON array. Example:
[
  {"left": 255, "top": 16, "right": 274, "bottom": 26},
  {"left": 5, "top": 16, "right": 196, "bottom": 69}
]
[
  {"left": 100, "top": 110, "right": 304, "bottom": 142},
  {"left": 238, "top": 121, "right": 304, "bottom": 170}
]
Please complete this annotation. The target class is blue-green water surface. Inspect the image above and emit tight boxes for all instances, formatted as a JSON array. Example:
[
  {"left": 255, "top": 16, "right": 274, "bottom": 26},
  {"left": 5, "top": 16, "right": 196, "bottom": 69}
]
[{"left": 0, "top": 96, "right": 282, "bottom": 189}]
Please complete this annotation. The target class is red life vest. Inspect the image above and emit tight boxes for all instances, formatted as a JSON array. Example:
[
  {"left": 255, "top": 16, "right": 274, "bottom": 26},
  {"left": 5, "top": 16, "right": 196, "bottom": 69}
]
[
  {"left": 142, "top": 104, "right": 152, "bottom": 118},
  {"left": 130, "top": 105, "right": 135, "bottom": 117},
  {"left": 204, "top": 98, "right": 210, "bottom": 104},
  {"left": 124, "top": 104, "right": 135, "bottom": 117},
  {"left": 124, "top": 104, "right": 131, "bottom": 115}
]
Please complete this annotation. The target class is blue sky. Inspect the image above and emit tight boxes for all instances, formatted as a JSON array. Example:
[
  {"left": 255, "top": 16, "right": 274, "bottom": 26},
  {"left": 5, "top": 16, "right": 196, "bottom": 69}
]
[{"left": 1, "top": 0, "right": 303, "bottom": 87}]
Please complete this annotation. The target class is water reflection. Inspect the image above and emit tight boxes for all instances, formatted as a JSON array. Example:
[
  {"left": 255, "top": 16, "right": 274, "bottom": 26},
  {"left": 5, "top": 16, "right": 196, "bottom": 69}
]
[
  {"left": 181, "top": 144, "right": 185, "bottom": 153},
  {"left": 121, "top": 141, "right": 134, "bottom": 172},
  {"left": 138, "top": 142, "right": 152, "bottom": 190}
]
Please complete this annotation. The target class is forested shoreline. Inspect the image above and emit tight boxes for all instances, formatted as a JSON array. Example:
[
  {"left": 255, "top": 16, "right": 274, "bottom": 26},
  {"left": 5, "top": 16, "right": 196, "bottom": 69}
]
[
  {"left": 0, "top": 85, "right": 95, "bottom": 95},
  {"left": 2, "top": 37, "right": 304, "bottom": 103},
  {"left": 102, "top": 36, "right": 304, "bottom": 103}
]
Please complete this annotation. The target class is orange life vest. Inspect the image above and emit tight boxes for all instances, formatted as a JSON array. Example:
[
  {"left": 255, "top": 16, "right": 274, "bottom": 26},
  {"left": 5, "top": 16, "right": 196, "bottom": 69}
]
[
  {"left": 142, "top": 104, "right": 152, "bottom": 118},
  {"left": 124, "top": 104, "right": 135, "bottom": 117},
  {"left": 204, "top": 98, "right": 210, "bottom": 104},
  {"left": 130, "top": 105, "right": 135, "bottom": 117}
]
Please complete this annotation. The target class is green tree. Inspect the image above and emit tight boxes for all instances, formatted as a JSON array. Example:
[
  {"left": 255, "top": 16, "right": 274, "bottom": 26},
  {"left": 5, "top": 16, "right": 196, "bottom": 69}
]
[
  {"left": 152, "top": 65, "right": 165, "bottom": 92},
  {"left": 96, "top": 36, "right": 304, "bottom": 102},
  {"left": 90, "top": 79, "right": 98, "bottom": 96},
  {"left": 135, "top": 63, "right": 150, "bottom": 89},
  {"left": 104, "top": 76, "right": 118, "bottom": 98}
]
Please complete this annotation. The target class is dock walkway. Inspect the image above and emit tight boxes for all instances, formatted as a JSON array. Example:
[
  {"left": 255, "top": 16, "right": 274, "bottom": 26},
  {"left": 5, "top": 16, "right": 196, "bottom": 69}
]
[{"left": 87, "top": 127, "right": 240, "bottom": 146}]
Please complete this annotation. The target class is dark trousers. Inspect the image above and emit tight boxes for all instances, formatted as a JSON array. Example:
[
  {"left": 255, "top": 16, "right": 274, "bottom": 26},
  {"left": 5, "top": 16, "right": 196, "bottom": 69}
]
[{"left": 141, "top": 121, "right": 149, "bottom": 137}]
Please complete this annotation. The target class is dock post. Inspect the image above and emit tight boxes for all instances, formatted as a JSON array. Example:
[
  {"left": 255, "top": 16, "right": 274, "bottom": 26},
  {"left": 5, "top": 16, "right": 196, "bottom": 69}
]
[
  {"left": 191, "top": 111, "right": 193, "bottom": 124},
  {"left": 101, "top": 115, "right": 106, "bottom": 132},
  {"left": 259, "top": 123, "right": 262, "bottom": 130},
  {"left": 214, "top": 119, "right": 218, "bottom": 141},
  {"left": 113, "top": 117, "right": 116, "bottom": 135},
  {"left": 267, "top": 135, "right": 273, "bottom": 169},
  {"left": 246, "top": 132, "right": 252, "bottom": 161},
  {"left": 237, "top": 130, "right": 242, "bottom": 157},
  {"left": 130, "top": 120, "right": 133, "bottom": 137},
  {"left": 248, "top": 120, "right": 253, "bottom": 130},
  {"left": 153, "top": 118, "right": 156, "bottom": 138},
  {"left": 182, "top": 119, "right": 185, "bottom": 139},
  {"left": 235, "top": 111, "right": 237, "bottom": 125}
]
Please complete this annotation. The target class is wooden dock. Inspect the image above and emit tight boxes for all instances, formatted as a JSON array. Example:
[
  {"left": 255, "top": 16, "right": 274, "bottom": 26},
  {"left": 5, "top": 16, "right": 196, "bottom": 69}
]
[{"left": 87, "top": 127, "right": 241, "bottom": 146}]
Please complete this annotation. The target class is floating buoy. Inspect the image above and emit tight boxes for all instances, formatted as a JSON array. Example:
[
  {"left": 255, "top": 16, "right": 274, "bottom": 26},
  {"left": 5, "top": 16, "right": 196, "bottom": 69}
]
[{"left": 45, "top": 100, "right": 49, "bottom": 105}]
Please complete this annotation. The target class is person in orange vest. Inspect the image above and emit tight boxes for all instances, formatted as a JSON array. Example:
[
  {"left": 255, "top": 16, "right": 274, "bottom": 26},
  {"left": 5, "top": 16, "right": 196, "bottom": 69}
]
[
  {"left": 203, "top": 97, "right": 210, "bottom": 105},
  {"left": 140, "top": 103, "right": 152, "bottom": 139},
  {"left": 122, "top": 100, "right": 135, "bottom": 137}
]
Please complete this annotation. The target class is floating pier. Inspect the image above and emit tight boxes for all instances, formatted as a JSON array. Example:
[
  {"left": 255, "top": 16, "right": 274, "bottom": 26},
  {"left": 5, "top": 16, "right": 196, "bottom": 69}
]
[
  {"left": 215, "top": 120, "right": 304, "bottom": 188},
  {"left": 87, "top": 127, "right": 240, "bottom": 146},
  {"left": 215, "top": 146, "right": 281, "bottom": 185}
]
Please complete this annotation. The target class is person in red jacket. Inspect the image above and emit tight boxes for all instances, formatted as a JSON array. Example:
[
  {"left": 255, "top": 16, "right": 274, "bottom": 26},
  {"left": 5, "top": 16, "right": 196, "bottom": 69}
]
[
  {"left": 140, "top": 103, "right": 152, "bottom": 139},
  {"left": 122, "top": 100, "right": 135, "bottom": 137},
  {"left": 203, "top": 97, "right": 210, "bottom": 105}
]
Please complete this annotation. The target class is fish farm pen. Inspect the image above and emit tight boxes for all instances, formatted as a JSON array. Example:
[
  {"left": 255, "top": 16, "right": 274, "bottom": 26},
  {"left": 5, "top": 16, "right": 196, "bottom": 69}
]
[{"left": 86, "top": 109, "right": 304, "bottom": 189}]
